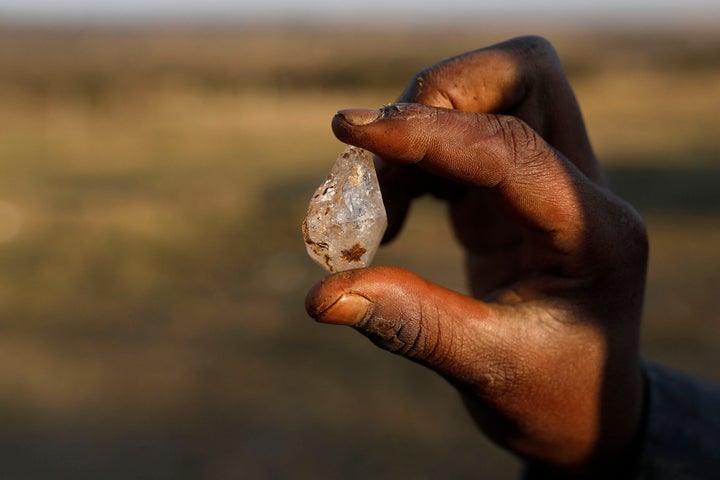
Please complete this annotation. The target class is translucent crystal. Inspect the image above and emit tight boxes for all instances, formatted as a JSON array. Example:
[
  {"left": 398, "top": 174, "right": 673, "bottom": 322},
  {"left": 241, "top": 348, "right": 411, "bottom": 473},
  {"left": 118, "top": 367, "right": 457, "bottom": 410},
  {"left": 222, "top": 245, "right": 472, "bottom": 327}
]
[{"left": 302, "top": 145, "right": 387, "bottom": 273}]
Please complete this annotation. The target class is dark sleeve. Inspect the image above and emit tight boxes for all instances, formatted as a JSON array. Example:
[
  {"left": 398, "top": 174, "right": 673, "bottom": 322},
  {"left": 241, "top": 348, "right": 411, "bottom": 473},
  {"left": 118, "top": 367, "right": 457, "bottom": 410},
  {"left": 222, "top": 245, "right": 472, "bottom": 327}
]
[{"left": 638, "top": 361, "right": 720, "bottom": 479}]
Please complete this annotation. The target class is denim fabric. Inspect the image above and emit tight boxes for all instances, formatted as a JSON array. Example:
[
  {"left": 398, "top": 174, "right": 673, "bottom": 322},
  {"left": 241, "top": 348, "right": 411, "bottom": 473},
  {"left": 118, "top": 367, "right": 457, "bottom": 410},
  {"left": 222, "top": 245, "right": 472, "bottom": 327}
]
[{"left": 638, "top": 362, "right": 720, "bottom": 479}]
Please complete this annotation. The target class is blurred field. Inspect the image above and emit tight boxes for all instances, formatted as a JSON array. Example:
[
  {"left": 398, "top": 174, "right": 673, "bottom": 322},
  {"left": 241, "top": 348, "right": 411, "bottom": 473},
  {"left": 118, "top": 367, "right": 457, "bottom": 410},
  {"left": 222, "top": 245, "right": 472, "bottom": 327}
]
[{"left": 0, "top": 22, "right": 718, "bottom": 479}]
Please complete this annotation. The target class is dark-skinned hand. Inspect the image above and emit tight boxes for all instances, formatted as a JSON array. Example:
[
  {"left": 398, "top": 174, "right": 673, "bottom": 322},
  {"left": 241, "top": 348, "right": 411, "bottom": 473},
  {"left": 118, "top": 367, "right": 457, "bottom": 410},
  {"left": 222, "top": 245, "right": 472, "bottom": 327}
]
[{"left": 305, "top": 36, "right": 648, "bottom": 477}]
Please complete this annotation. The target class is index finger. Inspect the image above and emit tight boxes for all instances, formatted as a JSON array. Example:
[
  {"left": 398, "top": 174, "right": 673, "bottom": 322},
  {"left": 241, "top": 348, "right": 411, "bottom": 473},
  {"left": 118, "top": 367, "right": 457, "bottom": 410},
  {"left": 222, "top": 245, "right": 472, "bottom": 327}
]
[
  {"left": 375, "top": 36, "right": 602, "bottom": 245},
  {"left": 397, "top": 35, "right": 599, "bottom": 177},
  {"left": 333, "top": 103, "right": 623, "bottom": 273}
]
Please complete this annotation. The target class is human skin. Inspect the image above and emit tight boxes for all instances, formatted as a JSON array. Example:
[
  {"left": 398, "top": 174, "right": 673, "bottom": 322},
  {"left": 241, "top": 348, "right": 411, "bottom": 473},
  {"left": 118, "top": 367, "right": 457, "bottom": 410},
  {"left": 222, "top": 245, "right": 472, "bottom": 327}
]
[{"left": 305, "top": 36, "right": 648, "bottom": 476}]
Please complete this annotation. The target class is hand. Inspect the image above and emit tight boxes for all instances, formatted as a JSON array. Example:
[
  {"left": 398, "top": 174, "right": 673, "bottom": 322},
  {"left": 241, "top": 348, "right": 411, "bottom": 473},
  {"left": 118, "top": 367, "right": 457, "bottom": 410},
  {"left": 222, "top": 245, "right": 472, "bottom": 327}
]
[{"left": 305, "top": 36, "right": 648, "bottom": 475}]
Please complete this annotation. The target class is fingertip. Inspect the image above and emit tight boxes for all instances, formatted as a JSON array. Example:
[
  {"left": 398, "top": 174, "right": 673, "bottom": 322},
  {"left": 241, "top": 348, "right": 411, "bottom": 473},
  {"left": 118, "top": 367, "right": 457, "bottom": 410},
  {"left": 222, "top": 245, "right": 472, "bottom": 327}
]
[
  {"left": 305, "top": 271, "right": 374, "bottom": 326},
  {"left": 304, "top": 267, "right": 410, "bottom": 321},
  {"left": 315, "top": 293, "right": 373, "bottom": 326},
  {"left": 331, "top": 104, "right": 434, "bottom": 147},
  {"left": 304, "top": 269, "right": 372, "bottom": 323},
  {"left": 304, "top": 276, "right": 335, "bottom": 318},
  {"left": 331, "top": 108, "right": 382, "bottom": 144},
  {"left": 331, "top": 112, "right": 352, "bottom": 143},
  {"left": 336, "top": 108, "right": 382, "bottom": 126}
]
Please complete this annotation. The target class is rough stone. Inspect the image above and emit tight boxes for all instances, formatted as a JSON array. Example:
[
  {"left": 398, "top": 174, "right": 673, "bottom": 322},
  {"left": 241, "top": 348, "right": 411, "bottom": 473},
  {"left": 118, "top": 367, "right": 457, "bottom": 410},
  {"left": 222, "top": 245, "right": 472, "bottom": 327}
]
[{"left": 302, "top": 145, "right": 387, "bottom": 273}]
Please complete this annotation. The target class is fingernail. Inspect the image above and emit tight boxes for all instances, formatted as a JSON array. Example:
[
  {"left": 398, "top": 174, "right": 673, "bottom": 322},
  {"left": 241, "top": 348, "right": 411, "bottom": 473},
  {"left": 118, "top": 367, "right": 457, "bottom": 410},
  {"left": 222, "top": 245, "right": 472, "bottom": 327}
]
[
  {"left": 337, "top": 108, "right": 382, "bottom": 126},
  {"left": 315, "top": 293, "right": 372, "bottom": 326}
]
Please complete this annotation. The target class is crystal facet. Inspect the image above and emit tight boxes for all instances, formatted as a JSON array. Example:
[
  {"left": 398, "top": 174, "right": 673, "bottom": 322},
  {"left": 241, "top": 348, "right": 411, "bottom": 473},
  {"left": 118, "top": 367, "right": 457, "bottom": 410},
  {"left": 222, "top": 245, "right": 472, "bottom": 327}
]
[{"left": 302, "top": 145, "right": 387, "bottom": 273}]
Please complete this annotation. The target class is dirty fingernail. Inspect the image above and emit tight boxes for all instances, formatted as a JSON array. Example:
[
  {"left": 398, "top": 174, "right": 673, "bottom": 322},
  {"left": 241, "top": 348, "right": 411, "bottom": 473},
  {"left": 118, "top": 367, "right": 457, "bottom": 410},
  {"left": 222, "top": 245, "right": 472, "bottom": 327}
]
[
  {"left": 337, "top": 108, "right": 382, "bottom": 126},
  {"left": 315, "top": 293, "right": 372, "bottom": 326}
]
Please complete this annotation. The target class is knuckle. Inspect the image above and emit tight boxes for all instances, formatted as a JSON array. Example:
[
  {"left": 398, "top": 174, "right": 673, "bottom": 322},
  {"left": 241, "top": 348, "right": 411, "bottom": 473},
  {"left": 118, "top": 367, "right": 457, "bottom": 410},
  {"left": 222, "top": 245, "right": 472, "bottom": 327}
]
[
  {"left": 492, "top": 115, "right": 554, "bottom": 171},
  {"left": 612, "top": 202, "right": 649, "bottom": 264},
  {"left": 585, "top": 196, "right": 649, "bottom": 283},
  {"left": 356, "top": 301, "right": 446, "bottom": 365},
  {"left": 357, "top": 315, "right": 406, "bottom": 353},
  {"left": 400, "top": 70, "right": 426, "bottom": 101},
  {"left": 402, "top": 68, "right": 453, "bottom": 107},
  {"left": 587, "top": 199, "right": 649, "bottom": 316},
  {"left": 508, "top": 35, "right": 561, "bottom": 69},
  {"left": 515, "top": 35, "right": 557, "bottom": 56},
  {"left": 356, "top": 310, "right": 422, "bottom": 357}
]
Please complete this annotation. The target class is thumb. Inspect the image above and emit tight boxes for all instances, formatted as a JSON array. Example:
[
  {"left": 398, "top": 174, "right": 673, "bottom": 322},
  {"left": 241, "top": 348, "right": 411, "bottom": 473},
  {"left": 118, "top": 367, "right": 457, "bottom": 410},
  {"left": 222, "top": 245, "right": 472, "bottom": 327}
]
[{"left": 305, "top": 266, "right": 498, "bottom": 384}]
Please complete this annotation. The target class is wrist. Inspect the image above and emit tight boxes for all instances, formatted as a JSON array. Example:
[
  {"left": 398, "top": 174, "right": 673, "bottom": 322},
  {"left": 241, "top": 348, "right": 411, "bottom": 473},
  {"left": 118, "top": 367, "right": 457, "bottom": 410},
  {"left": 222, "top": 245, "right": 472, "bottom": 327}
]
[{"left": 519, "top": 357, "right": 645, "bottom": 477}]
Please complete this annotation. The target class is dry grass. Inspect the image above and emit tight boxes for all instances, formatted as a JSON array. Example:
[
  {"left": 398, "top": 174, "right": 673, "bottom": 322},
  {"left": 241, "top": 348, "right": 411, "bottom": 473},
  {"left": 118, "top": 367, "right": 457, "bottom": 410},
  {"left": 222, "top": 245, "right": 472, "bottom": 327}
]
[{"left": 0, "top": 22, "right": 718, "bottom": 479}]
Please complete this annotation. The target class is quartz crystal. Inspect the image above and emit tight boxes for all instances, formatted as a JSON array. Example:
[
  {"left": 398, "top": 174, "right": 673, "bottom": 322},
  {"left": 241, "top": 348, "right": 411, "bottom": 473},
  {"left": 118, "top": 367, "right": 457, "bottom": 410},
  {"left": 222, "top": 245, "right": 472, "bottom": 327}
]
[{"left": 302, "top": 145, "right": 387, "bottom": 273}]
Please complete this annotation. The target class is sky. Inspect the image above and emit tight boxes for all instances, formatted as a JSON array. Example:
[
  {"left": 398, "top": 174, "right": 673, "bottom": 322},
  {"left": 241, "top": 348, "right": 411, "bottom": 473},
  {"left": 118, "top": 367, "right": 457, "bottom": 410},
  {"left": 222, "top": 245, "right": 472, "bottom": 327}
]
[{"left": 1, "top": 0, "right": 719, "bottom": 24}]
